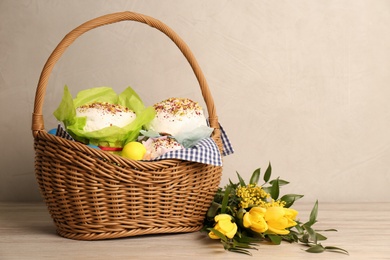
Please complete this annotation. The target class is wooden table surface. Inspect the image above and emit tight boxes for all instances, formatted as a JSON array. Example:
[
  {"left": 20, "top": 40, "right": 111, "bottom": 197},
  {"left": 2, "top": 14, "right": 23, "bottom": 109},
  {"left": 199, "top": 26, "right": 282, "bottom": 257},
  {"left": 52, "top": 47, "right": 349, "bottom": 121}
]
[{"left": 0, "top": 202, "right": 389, "bottom": 260}]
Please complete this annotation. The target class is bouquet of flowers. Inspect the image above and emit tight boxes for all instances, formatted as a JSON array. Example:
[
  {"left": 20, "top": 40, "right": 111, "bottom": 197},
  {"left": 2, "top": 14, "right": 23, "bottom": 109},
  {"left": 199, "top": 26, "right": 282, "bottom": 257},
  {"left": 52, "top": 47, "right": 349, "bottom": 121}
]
[{"left": 202, "top": 163, "right": 348, "bottom": 255}]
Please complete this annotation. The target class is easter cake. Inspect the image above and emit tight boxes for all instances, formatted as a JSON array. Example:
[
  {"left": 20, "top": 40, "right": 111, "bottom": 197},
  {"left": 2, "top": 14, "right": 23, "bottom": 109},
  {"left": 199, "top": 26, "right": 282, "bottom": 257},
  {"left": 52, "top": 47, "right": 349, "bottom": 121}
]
[
  {"left": 142, "top": 136, "right": 184, "bottom": 160},
  {"left": 76, "top": 102, "right": 136, "bottom": 132},
  {"left": 147, "top": 97, "right": 207, "bottom": 136}
]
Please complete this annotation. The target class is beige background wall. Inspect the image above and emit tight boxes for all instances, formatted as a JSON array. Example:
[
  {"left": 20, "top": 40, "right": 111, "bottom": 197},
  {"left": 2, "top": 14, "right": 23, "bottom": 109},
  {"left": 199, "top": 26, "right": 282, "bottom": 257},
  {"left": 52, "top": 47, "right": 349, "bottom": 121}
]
[{"left": 1, "top": 0, "right": 389, "bottom": 203}]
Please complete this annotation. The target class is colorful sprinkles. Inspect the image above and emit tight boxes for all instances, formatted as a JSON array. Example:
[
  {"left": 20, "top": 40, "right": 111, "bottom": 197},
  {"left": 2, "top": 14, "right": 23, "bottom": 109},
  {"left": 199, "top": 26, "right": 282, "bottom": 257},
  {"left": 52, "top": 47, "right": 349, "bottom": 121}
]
[
  {"left": 77, "top": 102, "right": 132, "bottom": 115},
  {"left": 153, "top": 98, "right": 203, "bottom": 117}
]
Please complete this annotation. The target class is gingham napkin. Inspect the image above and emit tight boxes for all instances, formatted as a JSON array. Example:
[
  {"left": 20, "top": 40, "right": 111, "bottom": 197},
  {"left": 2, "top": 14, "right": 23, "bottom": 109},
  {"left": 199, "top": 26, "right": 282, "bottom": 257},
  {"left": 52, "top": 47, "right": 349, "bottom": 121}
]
[
  {"left": 153, "top": 125, "right": 234, "bottom": 166},
  {"left": 55, "top": 124, "right": 74, "bottom": 140},
  {"left": 54, "top": 123, "right": 233, "bottom": 166}
]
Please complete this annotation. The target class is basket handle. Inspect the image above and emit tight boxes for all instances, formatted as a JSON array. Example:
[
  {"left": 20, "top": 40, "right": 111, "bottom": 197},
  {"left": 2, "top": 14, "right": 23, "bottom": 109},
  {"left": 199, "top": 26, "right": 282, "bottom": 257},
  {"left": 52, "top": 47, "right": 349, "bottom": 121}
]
[{"left": 32, "top": 11, "right": 220, "bottom": 143}]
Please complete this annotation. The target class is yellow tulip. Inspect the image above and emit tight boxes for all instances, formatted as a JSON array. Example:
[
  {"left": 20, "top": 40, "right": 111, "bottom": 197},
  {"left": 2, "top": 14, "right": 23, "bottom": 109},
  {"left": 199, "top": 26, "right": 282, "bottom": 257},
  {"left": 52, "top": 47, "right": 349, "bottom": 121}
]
[
  {"left": 264, "top": 206, "right": 298, "bottom": 235},
  {"left": 208, "top": 214, "right": 238, "bottom": 239},
  {"left": 243, "top": 207, "right": 268, "bottom": 233}
]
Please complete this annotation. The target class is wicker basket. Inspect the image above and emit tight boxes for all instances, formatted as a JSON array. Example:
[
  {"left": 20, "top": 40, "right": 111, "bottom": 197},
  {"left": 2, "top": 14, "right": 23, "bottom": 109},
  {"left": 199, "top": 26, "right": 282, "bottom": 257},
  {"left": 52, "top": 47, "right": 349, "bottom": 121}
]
[{"left": 31, "top": 11, "right": 223, "bottom": 240}]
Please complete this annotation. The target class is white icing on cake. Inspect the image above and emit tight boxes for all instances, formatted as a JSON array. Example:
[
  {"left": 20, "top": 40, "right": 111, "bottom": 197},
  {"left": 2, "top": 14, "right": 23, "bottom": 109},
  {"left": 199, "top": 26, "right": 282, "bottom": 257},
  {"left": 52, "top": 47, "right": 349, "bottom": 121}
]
[
  {"left": 142, "top": 136, "right": 184, "bottom": 160},
  {"left": 76, "top": 102, "right": 136, "bottom": 132},
  {"left": 147, "top": 97, "right": 207, "bottom": 136}
]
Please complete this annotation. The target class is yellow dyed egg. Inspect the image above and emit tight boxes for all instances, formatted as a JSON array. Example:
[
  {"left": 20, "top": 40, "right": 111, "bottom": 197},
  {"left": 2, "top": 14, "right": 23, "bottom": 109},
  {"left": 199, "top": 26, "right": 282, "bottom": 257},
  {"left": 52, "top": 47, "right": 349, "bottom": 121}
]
[{"left": 121, "top": 142, "right": 146, "bottom": 160}]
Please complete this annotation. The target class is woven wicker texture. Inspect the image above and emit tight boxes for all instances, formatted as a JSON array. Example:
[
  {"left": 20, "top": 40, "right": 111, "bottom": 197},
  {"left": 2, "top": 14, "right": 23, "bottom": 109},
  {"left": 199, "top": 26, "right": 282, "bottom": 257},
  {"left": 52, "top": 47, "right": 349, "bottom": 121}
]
[{"left": 32, "top": 11, "right": 223, "bottom": 240}]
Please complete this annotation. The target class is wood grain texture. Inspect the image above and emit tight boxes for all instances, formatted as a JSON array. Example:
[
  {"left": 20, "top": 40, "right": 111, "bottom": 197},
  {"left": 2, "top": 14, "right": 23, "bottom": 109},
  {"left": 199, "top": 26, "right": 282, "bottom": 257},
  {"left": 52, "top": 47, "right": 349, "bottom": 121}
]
[{"left": 1, "top": 202, "right": 389, "bottom": 259}]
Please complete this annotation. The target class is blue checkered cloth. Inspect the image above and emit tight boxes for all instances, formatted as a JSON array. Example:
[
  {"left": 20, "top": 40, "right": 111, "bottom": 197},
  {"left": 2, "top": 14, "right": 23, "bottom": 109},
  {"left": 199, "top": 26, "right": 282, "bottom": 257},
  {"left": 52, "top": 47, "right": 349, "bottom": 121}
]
[
  {"left": 152, "top": 124, "right": 234, "bottom": 166},
  {"left": 54, "top": 123, "right": 233, "bottom": 166},
  {"left": 220, "top": 124, "right": 234, "bottom": 157},
  {"left": 55, "top": 124, "right": 74, "bottom": 140}
]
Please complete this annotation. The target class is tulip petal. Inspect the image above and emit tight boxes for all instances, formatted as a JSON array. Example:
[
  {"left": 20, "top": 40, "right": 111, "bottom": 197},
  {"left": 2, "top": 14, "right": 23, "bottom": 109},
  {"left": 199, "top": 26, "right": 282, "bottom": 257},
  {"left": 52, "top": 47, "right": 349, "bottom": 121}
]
[
  {"left": 211, "top": 214, "right": 238, "bottom": 239},
  {"left": 264, "top": 206, "right": 298, "bottom": 235},
  {"left": 243, "top": 207, "right": 268, "bottom": 233}
]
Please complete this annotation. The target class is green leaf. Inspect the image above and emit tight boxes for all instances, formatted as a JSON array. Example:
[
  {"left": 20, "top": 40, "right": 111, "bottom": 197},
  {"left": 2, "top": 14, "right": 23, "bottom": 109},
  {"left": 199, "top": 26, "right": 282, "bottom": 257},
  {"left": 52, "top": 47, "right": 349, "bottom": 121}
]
[
  {"left": 221, "top": 185, "right": 232, "bottom": 214},
  {"left": 269, "top": 179, "right": 289, "bottom": 186},
  {"left": 234, "top": 235, "right": 262, "bottom": 244},
  {"left": 303, "top": 225, "right": 317, "bottom": 244},
  {"left": 294, "top": 224, "right": 304, "bottom": 234},
  {"left": 308, "top": 200, "right": 319, "bottom": 226},
  {"left": 305, "top": 244, "right": 325, "bottom": 253},
  {"left": 262, "top": 186, "right": 271, "bottom": 194},
  {"left": 250, "top": 168, "right": 261, "bottom": 185},
  {"left": 228, "top": 247, "right": 253, "bottom": 256},
  {"left": 269, "top": 178, "right": 280, "bottom": 200},
  {"left": 280, "top": 194, "right": 304, "bottom": 208},
  {"left": 324, "top": 246, "right": 349, "bottom": 255},
  {"left": 235, "top": 208, "right": 246, "bottom": 227},
  {"left": 315, "top": 232, "right": 328, "bottom": 241},
  {"left": 236, "top": 171, "right": 246, "bottom": 186},
  {"left": 233, "top": 240, "right": 258, "bottom": 249},
  {"left": 206, "top": 201, "right": 221, "bottom": 219},
  {"left": 263, "top": 162, "right": 272, "bottom": 182},
  {"left": 268, "top": 234, "right": 282, "bottom": 245},
  {"left": 317, "top": 228, "right": 338, "bottom": 232},
  {"left": 299, "top": 233, "right": 310, "bottom": 243},
  {"left": 283, "top": 232, "right": 299, "bottom": 243},
  {"left": 207, "top": 228, "right": 228, "bottom": 242}
]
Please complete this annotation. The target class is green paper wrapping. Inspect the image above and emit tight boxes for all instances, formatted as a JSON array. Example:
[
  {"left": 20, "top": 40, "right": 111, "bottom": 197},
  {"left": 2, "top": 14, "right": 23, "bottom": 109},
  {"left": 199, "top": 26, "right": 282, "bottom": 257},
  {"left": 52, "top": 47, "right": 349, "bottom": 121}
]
[{"left": 53, "top": 85, "right": 155, "bottom": 147}]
